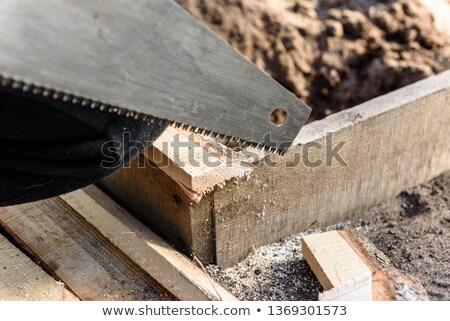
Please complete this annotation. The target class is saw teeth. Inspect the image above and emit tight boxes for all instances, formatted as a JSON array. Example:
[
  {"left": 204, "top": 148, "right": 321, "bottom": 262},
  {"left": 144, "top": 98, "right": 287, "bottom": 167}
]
[
  {"left": 0, "top": 72, "right": 287, "bottom": 155},
  {"left": 12, "top": 81, "right": 22, "bottom": 90}
]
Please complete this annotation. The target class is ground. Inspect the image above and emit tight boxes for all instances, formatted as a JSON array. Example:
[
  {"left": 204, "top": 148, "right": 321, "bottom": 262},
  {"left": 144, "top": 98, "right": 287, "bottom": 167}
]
[
  {"left": 178, "top": 0, "right": 450, "bottom": 121},
  {"left": 206, "top": 171, "right": 450, "bottom": 300},
  {"left": 177, "top": 0, "right": 450, "bottom": 300}
]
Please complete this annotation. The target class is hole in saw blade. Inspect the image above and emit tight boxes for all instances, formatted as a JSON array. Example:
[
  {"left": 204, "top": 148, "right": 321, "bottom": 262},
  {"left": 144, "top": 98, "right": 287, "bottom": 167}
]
[{"left": 270, "top": 108, "right": 288, "bottom": 126}]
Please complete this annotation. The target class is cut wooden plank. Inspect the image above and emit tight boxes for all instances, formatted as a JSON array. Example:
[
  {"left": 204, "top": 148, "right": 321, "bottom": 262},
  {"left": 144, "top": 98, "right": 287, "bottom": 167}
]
[
  {"left": 302, "top": 231, "right": 372, "bottom": 300},
  {"left": 60, "top": 186, "right": 237, "bottom": 301},
  {"left": 101, "top": 128, "right": 259, "bottom": 264},
  {"left": 147, "top": 126, "right": 252, "bottom": 200},
  {"left": 101, "top": 70, "right": 450, "bottom": 267},
  {"left": 302, "top": 230, "right": 429, "bottom": 301},
  {"left": 101, "top": 152, "right": 216, "bottom": 264},
  {"left": 0, "top": 234, "right": 78, "bottom": 301},
  {"left": 0, "top": 200, "right": 172, "bottom": 301}
]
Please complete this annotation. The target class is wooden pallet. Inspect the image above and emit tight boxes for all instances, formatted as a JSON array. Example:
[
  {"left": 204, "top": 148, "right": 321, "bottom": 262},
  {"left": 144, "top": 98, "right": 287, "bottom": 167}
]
[
  {"left": 101, "top": 71, "right": 450, "bottom": 268},
  {"left": 0, "top": 186, "right": 236, "bottom": 301}
]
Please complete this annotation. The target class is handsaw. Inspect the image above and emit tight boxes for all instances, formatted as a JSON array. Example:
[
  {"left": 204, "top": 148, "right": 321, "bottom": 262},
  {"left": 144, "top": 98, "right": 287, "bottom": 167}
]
[{"left": 0, "top": 0, "right": 311, "bottom": 154}]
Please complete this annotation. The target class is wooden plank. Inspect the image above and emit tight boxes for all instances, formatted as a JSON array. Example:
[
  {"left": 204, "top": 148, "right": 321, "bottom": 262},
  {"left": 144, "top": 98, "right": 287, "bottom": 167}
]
[
  {"left": 301, "top": 231, "right": 372, "bottom": 299},
  {"left": 101, "top": 152, "right": 216, "bottom": 264},
  {"left": 101, "top": 70, "right": 450, "bottom": 268},
  {"left": 337, "top": 231, "right": 429, "bottom": 301},
  {"left": 60, "top": 186, "right": 237, "bottom": 301},
  {"left": 302, "top": 230, "right": 429, "bottom": 301},
  {"left": 147, "top": 126, "right": 251, "bottom": 200},
  {"left": 0, "top": 200, "right": 172, "bottom": 301},
  {"left": 0, "top": 234, "right": 78, "bottom": 301},
  {"left": 214, "top": 71, "right": 450, "bottom": 267}
]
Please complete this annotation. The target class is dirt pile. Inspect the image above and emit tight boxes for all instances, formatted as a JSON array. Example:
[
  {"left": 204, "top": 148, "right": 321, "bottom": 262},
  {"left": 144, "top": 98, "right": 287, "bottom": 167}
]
[{"left": 177, "top": 0, "right": 450, "bottom": 121}]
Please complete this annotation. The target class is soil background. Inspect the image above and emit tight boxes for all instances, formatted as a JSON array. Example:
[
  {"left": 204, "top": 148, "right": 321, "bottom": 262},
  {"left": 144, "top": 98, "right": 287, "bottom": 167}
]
[
  {"left": 178, "top": 0, "right": 450, "bottom": 121},
  {"left": 178, "top": 0, "right": 450, "bottom": 300}
]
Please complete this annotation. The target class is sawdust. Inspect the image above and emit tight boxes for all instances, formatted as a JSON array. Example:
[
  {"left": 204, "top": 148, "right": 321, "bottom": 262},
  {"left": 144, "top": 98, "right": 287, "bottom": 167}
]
[
  {"left": 178, "top": 0, "right": 450, "bottom": 121},
  {"left": 206, "top": 171, "right": 450, "bottom": 300}
]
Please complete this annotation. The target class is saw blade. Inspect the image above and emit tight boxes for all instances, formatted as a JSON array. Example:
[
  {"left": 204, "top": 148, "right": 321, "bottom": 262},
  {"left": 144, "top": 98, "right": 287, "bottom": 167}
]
[{"left": 0, "top": 0, "right": 311, "bottom": 154}]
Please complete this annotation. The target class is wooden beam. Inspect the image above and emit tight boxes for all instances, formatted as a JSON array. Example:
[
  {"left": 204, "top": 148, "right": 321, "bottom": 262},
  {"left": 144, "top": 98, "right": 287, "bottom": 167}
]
[
  {"left": 101, "top": 70, "right": 450, "bottom": 267},
  {"left": 146, "top": 126, "right": 252, "bottom": 200},
  {"left": 60, "top": 186, "right": 237, "bottom": 301},
  {"left": 302, "top": 230, "right": 429, "bottom": 301},
  {"left": 0, "top": 200, "right": 171, "bottom": 301},
  {"left": 301, "top": 231, "right": 372, "bottom": 300},
  {"left": 101, "top": 152, "right": 216, "bottom": 264},
  {"left": 0, "top": 234, "right": 78, "bottom": 301}
]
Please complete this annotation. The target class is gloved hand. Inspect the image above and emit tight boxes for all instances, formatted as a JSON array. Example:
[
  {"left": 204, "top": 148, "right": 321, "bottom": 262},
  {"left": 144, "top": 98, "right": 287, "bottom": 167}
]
[{"left": 0, "top": 87, "right": 168, "bottom": 206}]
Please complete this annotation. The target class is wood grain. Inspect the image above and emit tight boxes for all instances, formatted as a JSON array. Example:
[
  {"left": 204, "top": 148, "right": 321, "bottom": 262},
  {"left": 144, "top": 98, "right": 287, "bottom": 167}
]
[
  {"left": 0, "top": 0, "right": 310, "bottom": 148},
  {"left": 60, "top": 186, "right": 237, "bottom": 301},
  {"left": 302, "top": 231, "right": 372, "bottom": 300},
  {"left": 213, "top": 71, "right": 450, "bottom": 266},
  {"left": 303, "top": 230, "right": 429, "bottom": 301},
  {"left": 0, "top": 199, "right": 171, "bottom": 301},
  {"left": 302, "top": 231, "right": 372, "bottom": 292},
  {"left": 0, "top": 234, "right": 78, "bottom": 301},
  {"left": 100, "top": 152, "right": 214, "bottom": 263},
  {"left": 102, "top": 71, "right": 450, "bottom": 268},
  {"left": 146, "top": 126, "right": 251, "bottom": 199}
]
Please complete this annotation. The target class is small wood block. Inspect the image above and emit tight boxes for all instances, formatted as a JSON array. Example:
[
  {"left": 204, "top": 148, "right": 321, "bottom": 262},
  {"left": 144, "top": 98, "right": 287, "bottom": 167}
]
[
  {"left": 302, "top": 230, "right": 429, "bottom": 301},
  {"left": 147, "top": 126, "right": 252, "bottom": 200},
  {"left": 0, "top": 234, "right": 78, "bottom": 301}
]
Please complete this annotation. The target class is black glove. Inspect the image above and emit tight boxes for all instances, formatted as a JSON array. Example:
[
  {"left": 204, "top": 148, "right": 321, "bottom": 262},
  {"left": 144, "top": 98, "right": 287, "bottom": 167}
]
[{"left": 0, "top": 87, "right": 168, "bottom": 206}]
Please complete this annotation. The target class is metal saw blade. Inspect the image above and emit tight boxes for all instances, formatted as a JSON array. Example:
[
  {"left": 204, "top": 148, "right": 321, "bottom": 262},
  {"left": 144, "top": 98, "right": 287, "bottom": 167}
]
[{"left": 0, "top": 0, "right": 311, "bottom": 153}]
